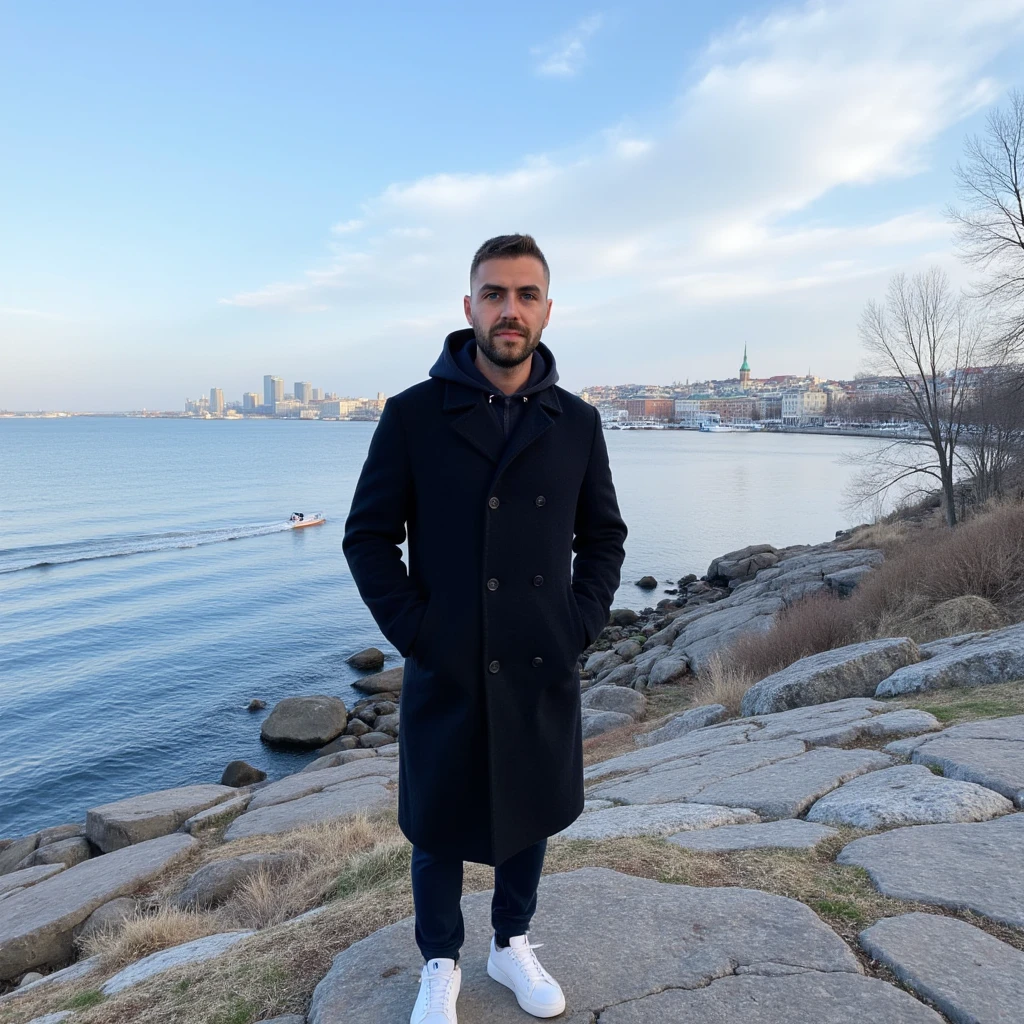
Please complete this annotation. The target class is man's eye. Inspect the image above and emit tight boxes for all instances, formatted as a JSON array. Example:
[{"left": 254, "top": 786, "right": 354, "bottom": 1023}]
[
  {"left": 486, "top": 292, "right": 500, "bottom": 300},
  {"left": 522, "top": 293, "right": 536, "bottom": 301}
]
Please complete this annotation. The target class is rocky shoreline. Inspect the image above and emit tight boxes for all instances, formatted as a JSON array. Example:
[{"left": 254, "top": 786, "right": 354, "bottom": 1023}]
[{"left": 2, "top": 527, "right": 1023, "bottom": 1022}]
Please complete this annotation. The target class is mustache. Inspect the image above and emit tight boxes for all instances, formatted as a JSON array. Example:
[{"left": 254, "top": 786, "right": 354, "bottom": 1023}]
[{"left": 490, "top": 321, "right": 528, "bottom": 338}]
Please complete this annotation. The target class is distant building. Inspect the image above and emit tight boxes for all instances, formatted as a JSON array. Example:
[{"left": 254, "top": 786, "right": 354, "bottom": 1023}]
[
  {"left": 264, "top": 375, "right": 284, "bottom": 411},
  {"left": 626, "top": 398, "right": 674, "bottom": 422},
  {"left": 739, "top": 345, "right": 751, "bottom": 387},
  {"left": 242, "top": 392, "right": 260, "bottom": 411},
  {"left": 782, "top": 388, "right": 828, "bottom": 426},
  {"left": 295, "top": 382, "right": 312, "bottom": 404},
  {"left": 209, "top": 388, "right": 224, "bottom": 416}
]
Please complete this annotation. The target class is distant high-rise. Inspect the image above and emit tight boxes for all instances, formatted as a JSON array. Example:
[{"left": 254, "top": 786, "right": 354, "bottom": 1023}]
[
  {"left": 295, "top": 381, "right": 312, "bottom": 405},
  {"left": 264, "top": 375, "right": 284, "bottom": 410},
  {"left": 312, "top": 387, "right": 324, "bottom": 401},
  {"left": 242, "top": 392, "right": 260, "bottom": 411},
  {"left": 209, "top": 388, "right": 224, "bottom": 416}
]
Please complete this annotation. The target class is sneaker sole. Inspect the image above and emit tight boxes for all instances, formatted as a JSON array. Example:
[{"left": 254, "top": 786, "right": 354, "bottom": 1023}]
[{"left": 486, "top": 958, "right": 566, "bottom": 1018}]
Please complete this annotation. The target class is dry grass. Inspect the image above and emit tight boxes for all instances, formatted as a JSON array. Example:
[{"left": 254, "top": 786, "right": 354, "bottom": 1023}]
[
  {"left": 723, "top": 500, "right": 1024, "bottom": 687},
  {"left": 692, "top": 652, "right": 756, "bottom": 716},
  {"left": 836, "top": 519, "right": 911, "bottom": 556},
  {"left": 883, "top": 679, "right": 1024, "bottom": 725}
]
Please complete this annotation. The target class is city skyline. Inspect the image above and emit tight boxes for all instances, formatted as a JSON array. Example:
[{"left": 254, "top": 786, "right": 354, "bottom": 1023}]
[{"left": 3, "top": 2, "right": 1024, "bottom": 410}]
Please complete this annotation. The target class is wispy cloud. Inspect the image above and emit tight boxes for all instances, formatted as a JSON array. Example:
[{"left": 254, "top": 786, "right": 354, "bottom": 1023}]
[
  {"left": 220, "top": 0, "right": 1024, "bottom": 381},
  {"left": 531, "top": 14, "right": 604, "bottom": 78}
]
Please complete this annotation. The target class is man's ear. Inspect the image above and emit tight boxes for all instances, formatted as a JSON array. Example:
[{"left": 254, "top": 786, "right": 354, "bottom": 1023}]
[
  {"left": 543, "top": 297, "right": 553, "bottom": 329},
  {"left": 463, "top": 294, "right": 473, "bottom": 325}
]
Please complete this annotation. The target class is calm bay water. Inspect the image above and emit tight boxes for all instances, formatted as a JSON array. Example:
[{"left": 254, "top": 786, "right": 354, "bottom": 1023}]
[{"left": 0, "top": 417, "right": 879, "bottom": 837}]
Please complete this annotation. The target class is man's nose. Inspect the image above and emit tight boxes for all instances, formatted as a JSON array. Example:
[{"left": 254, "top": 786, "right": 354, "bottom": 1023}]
[{"left": 501, "top": 295, "right": 521, "bottom": 319}]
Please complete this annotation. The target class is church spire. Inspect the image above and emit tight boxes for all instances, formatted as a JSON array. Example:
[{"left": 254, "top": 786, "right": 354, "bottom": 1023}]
[{"left": 739, "top": 344, "right": 751, "bottom": 385}]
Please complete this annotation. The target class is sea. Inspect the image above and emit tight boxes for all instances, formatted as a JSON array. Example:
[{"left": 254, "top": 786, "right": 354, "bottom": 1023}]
[{"left": 0, "top": 417, "right": 882, "bottom": 838}]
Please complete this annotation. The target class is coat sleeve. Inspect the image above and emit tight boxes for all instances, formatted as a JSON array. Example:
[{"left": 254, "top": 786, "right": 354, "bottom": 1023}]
[
  {"left": 342, "top": 399, "right": 427, "bottom": 657},
  {"left": 571, "top": 407, "right": 628, "bottom": 647}
]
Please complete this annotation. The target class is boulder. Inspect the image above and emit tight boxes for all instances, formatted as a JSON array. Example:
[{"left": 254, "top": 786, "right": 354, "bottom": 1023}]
[
  {"left": 635, "top": 704, "right": 727, "bottom": 747},
  {"left": 358, "top": 731, "right": 395, "bottom": 748},
  {"left": 586, "top": 650, "right": 624, "bottom": 677},
  {"left": 859, "top": 912, "right": 1024, "bottom": 1024},
  {"left": 876, "top": 621, "right": 1024, "bottom": 696},
  {"left": 0, "top": 864, "right": 65, "bottom": 898},
  {"left": 346, "top": 718, "right": 370, "bottom": 737},
  {"left": 0, "top": 836, "right": 39, "bottom": 877},
  {"left": 100, "top": 930, "right": 254, "bottom": 995},
  {"left": 581, "top": 685, "right": 646, "bottom": 720},
  {"left": 301, "top": 748, "right": 379, "bottom": 773},
  {"left": 581, "top": 710, "right": 634, "bottom": 740},
  {"left": 557, "top": 802, "right": 758, "bottom": 841},
  {"left": 613, "top": 639, "right": 643, "bottom": 662},
  {"left": 307, "top": 867, "right": 942, "bottom": 1024},
  {"left": 175, "top": 851, "right": 301, "bottom": 910},
  {"left": 36, "top": 824, "right": 85, "bottom": 848},
  {"left": 352, "top": 665, "right": 405, "bottom": 695},
  {"left": 72, "top": 897, "right": 137, "bottom": 945},
  {"left": 635, "top": 576, "right": 658, "bottom": 589},
  {"left": 0, "top": 833, "right": 196, "bottom": 981},
  {"left": 373, "top": 712, "right": 400, "bottom": 736},
  {"left": 707, "top": 544, "right": 779, "bottom": 584},
  {"left": 648, "top": 654, "right": 690, "bottom": 687},
  {"left": 22, "top": 838, "right": 91, "bottom": 870},
  {"left": 740, "top": 637, "right": 921, "bottom": 716},
  {"left": 608, "top": 608, "right": 639, "bottom": 627},
  {"left": 600, "top": 662, "right": 640, "bottom": 688},
  {"left": 247, "top": 698, "right": 266, "bottom": 711},
  {"left": 220, "top": 760, "right": 266, "bottom": 787},
  {"left": 823, "top": 564, "right": 874, "bottom": 597},
  {"left": 317, "top": 735, "right": 360, "bottom": 755},
  {"left": 668, "top": 819, "right": 837, "bottom": 852},
  {"left": 347, "top": 647, "right": 385, "bottom": 671},
  {"left": 248, "top": 758, "right": 398, "bottom": 810},
  {"left": 838, "top": 813, "right": 1024, "bottom": 928},
  {"left": 903, "top": 595, "right": 1005, "bottom": 644},
  {"left": 180, "top": 792, "right": 252, "bottom": 833},
  {"left": 86, "top": 784, "right": 237, "bottom": 853},
  {"left": 806, "top": 764, "right": 1014, "bottom": 828},
  {"left": 260, "top": 695, "right": 348, "bottom": 748}
]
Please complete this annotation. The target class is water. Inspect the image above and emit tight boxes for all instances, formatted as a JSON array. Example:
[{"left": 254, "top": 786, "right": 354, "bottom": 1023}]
[{"left": 0, "top": 418, "right": 880, "bottom": 837}]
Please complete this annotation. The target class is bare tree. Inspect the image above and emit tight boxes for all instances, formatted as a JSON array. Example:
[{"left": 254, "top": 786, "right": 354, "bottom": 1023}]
[
  {"left": 854, "top": 268, "right": 982, "bottom": 526},
  {"left": 949, "top": 90, "right": 1024, "bottom": 354},
  {"left": 959, "top": 364, "right": 1024, "bottom": 503}
]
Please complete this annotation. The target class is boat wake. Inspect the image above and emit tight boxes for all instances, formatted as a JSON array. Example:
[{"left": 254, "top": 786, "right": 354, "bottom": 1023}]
[{"left": 0, "top": 521, "right": 295, "bottom": 574}]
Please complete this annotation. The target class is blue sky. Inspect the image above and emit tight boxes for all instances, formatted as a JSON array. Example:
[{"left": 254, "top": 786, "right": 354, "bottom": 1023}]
[{"left": 2, "top": 0, "right": 1024, "bottom": 411}]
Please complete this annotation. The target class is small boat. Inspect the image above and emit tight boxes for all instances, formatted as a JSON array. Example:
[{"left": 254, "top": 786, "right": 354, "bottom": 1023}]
[{"left": 288, "top": 511, "right": 325, "bottom": 529}]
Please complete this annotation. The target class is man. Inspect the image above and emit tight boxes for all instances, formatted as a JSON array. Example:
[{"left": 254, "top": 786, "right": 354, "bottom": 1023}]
[{"left": 343, "top": 234, "right": 627, "bottom": 1022}]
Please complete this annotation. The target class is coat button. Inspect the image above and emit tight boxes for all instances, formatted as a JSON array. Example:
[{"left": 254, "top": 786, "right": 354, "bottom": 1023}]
[
  {"left": 532, "top": 656, "right": 543, "bottom": 668},
  {"left": 489, "top": 660, "right": 501, "bottom": 673},
  {"left": 533, "top": 575, "right": 544, "bottom": 586},
  {"left": 488, "top": 496, "right": 500, "bottom": 509},
  {"left": 535, "top": 495, "right": 546, "bottom": 507},
  {"left": 487, "top": 578, "right": 500, "bottom": 591}
]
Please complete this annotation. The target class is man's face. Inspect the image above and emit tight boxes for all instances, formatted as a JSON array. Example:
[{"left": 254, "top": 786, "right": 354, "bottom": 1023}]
[{"left": 464, "top": 256, "right": 552, "bottom": 369}]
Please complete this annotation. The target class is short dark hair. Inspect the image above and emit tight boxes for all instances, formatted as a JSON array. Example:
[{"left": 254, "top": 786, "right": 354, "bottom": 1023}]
[{"left": 470, "top": 234, "right": 550, "bottom": 287}]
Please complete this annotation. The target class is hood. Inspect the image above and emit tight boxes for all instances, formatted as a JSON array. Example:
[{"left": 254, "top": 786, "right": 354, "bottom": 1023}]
[{"left": 429, "top": 327, "right": 559, "bottom": 397}]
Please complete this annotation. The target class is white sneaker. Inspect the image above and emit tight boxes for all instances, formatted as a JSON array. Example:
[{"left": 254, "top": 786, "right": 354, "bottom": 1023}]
[
  {"left": 410, "top": 957, "right": 461, "bottom": 1023},
  {"left": 487, "top": 934, "right": 566, "bottom": 1018}
]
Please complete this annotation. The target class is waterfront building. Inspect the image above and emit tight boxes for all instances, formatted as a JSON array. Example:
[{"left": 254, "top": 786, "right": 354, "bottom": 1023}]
[
  {"left": 295, "top": 381, "right": 312, "bottom": 404},
  {"left": 782, "top": 388, "right": 828, "bottom": 426},
  {"left": 209, "top": 388, "right": 224, "bottom": 416},
  {"left": 263, "top": 375, "right": 284, "bottom": 411},
  {"left": 242, "top": 392, "right": 260, "bottom": 411},
  {"left": 626, "top": 398, "right": 674, "bottom": 422}
]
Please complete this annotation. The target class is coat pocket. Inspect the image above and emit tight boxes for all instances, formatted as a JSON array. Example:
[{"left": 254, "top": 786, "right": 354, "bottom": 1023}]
[{"left": 567, "top": 587, "right": 587, "bottom": 654}]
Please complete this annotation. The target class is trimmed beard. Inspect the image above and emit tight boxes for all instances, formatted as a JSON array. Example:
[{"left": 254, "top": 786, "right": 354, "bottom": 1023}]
[{"left": 471, "top": 317, "right": 542, "bottom": 369}]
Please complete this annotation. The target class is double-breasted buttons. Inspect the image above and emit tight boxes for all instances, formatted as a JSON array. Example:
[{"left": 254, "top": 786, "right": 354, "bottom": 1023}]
[
  {"left": 489, "top": 660, "right": 501, "bottom": 674},
  {"left": 533, "top": 575, "right": 544, "bottom": 587},
  {"left": 531, "top": 656, "right": 543, "bottom": 668},
  {"left": 487, "top": 578, "right": 500, "bottom": 591},
  {"left": 535, "top": 495, "right": 546, "bottom": 507},
  {"left": 488, "top": 496, "right": 500, "bottom": 509}
]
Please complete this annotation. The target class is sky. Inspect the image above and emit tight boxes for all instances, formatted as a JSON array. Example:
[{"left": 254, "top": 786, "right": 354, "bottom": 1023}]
[{"left": 2, "top": 0, "right": 1024, "bottom": 412}]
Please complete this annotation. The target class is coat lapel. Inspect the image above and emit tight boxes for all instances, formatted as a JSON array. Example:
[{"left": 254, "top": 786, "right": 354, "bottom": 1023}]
[
  {"left": 490, "top": 387, "right": 561, "bottom": 487},
  {"left": 444, "top": 381, "right": 504, "bottom": 464}
]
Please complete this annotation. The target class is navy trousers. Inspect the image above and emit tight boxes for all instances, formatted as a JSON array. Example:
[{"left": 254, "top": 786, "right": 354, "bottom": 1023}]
[{"left": 411, "top": 839, "right": 547, "bottom": 962}]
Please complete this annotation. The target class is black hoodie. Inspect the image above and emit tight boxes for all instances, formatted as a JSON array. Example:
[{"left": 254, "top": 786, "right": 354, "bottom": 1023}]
[{"left": 428, "top": 327, "right": 560, "bottom": 447}]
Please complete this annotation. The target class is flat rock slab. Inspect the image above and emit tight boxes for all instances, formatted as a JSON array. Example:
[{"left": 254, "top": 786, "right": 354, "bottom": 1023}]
[
  {"left": 599, "top": 973, "right": 943, "bottom": 1022},
  {"left": 0, "top": 864, "right": 64, "bottom": 897},
  {"left": 635, "top": 704, "right": 726, "bottom": 747},
  {"left": 909, "top": 716, "right": 1024, "bottom": 808},
  {"left": 23, "top": 1013, "right": 73, "bottom": 1024},
  {"left": 582, "top": 709, "right": 634, "bottom": 739},
  {"left": 744, "top": 698, "right": 888, "bottom": 742},
  {"left": 86, "top": 784, "right": 236, "bottom": 852},
  {"left": 806, "top": 764, "right": 1014, "bottom": 829},
  {"left": 0, "top": 833, "right": 196, "bottom": 982},
  {"left": 224, "top": 778, "right": 394, "bottom": 840},
  {"left": 860, "top": 912, "right": 1024, "bottom": 1024},
  {"left": 307, "top": 867, "right": 864, "bottom": 1023},
  {"left": 181, "top": 791, "right": 253, "bottom": 833},
  {"left": 693, "top": 747, "right": 893, "bottom": 820},
  {"left": 838, "top": 813, "right": 1024, "bottom": 928},
  {"left": 876, "top": 621, "right": 1024, "bottom": 696},
  {"left": 101, "top": 930, "right": 254, "bottom": 995},
  {"left": 740, "top": 637, "right": 920, "bottom": 716},
  {"left": 0, "top": 956, "right": 103, "bottom": 1007},
  {"left": 247, "top": 757, "right": 398, "bottom": 811},
  {"left": 668, "top": 819, "right": 838, "bottom": 852},
  {"left": 798, "top": 709, "right": 943, "bottom": 747},
  {"left": 555, "top": 803, "right": 758, "bottom": 841}
]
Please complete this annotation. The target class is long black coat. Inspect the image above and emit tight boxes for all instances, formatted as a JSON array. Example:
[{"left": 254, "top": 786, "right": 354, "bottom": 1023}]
[{"left": 342, "top": 343, "right": 627, "bottom": 865}]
